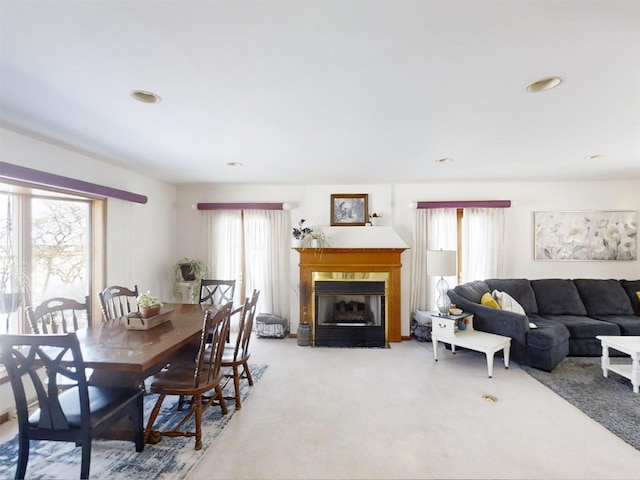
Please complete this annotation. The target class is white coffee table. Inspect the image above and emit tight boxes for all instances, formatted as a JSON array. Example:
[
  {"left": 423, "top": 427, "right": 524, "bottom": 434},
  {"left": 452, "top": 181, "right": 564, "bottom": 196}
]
[
  {"left": 596, "top": 335, "right": 640, "bottom": 394},
  {"left": 431, "top": 313, "right": 511, "bottom": 378}
]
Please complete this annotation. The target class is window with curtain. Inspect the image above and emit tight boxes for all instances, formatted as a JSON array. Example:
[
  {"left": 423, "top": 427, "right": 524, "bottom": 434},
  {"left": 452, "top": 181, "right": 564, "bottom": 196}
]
[
  {"left": 410, "top": 207, "right": 505, "bottom": 312},
  {"left": 202, "top": 209, "right": 289, "bottom": 318}
]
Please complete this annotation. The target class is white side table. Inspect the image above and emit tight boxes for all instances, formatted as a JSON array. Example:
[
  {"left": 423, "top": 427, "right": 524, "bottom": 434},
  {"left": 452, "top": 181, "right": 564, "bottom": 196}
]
[
  {"left": 596, "top": 335, "right": 640, "bottom": 394},
  {"left": 431, "top": 312, "right": 511, "bottom": 378}
]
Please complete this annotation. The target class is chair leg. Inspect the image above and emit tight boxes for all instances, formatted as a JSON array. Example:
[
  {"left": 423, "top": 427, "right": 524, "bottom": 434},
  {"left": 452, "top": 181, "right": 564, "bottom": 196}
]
[
  {"left": 144, "top": 393, "right": 166, "bottom": 445},
  {"left": 216, "top": 384, "right": 228, "bottom": 415},
  {"left": 80, "top": 436, "right": 91, "bottom": 479},
  {"left": 16, "top": 434, "right": 29, "bottom": 480},
  {"left": 233, "top": 365, "right": 242, "bottom": 409},
  {"left": 194, "top": 394, "right": 203, "bottom": 451},
  {"left": 243, "top": 361, "right": 254, "bottom": 386}
]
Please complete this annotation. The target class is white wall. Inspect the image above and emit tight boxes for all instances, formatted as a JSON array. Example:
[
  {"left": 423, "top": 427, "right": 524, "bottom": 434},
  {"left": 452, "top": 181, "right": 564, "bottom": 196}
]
[
  {"left": 177, "top": 180, "right": 640, "bottom": 337},
  {"left": 1, "top": 127, "right": 179, "bottom": 417},
  {"left": 1, "top": 127, "right": 178, "bottom": 301}
]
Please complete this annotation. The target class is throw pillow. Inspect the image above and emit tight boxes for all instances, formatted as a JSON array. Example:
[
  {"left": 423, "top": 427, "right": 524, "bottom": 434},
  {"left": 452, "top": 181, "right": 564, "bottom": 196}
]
[
  {"left": 492, "top": 290, "right": 526, "bottom": 315},
  {"left": 637, "top": 291, "right": 640, "bottom": 301},
  {"left": 481, "top": 292, "right": 500, "bottom": 309}
]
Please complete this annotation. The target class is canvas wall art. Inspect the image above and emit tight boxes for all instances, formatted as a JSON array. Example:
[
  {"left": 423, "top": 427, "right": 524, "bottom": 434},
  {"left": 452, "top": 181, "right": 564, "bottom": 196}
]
[{"left": 534, "top": 211, "right": 637, "bottom": 261}]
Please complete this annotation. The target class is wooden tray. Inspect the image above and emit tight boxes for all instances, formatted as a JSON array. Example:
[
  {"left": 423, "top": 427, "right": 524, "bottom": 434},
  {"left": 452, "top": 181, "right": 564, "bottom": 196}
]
[{"left": 126, "top": 307, "right": 174, "bottom": 330}]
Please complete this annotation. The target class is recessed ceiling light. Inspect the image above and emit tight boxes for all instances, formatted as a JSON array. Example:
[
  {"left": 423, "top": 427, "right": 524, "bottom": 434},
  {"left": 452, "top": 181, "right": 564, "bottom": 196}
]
[
  {"left": 130, "top": 90, "right": 162, "bottom": 104},
  {"left": 226, "top": 162, "right": 243, "bottom": 167},
  {"left": 435, "top": 158, "right": 453, "bottom": 164},
  {"left": 526, "top": 76, "right": 563, "bottom": 93},
  {"left": 585, "top": 154, "right": 607, "bottom": 160}
]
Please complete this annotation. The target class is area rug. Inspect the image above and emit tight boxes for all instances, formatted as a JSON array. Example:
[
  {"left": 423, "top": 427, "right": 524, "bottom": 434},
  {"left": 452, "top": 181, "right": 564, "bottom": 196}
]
[
  {"left": 521, "top": 357, "right": 639, "bottom": 451},
  {"left": 0, "top": 364, "right": 267, "bottom": 480}
]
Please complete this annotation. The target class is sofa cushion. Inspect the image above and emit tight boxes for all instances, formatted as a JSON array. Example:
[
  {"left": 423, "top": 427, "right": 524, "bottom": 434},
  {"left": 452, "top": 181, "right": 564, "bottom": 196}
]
[
  {"left": 481, "top": 292, "right": 500, "bottom": 308},
  {"left": 620, "top": 279, "right": 640, "bottom": 315},
  {"left": 531, "top": 279, "right": 587, "bottom": 315},
  {"left": 589, "top": 315, "right": 640, "bottom": 335},
  {"left": 573, "top": 279, "right": 634, "bottom": 315},
  {"left": 486, "top": 279, "right": 538, "bottom": 314},
  {"left": 540, "top": 314, "right": 620, "bottom": 339},
  {"left": 492, "top": 290, "right": 525, "bottom": 315},
  {"left": 525, "top": 315, "right": 570, "bottom": 350},
  {"left": 452, "top": 280, "right": 490, "bottom": 304}
]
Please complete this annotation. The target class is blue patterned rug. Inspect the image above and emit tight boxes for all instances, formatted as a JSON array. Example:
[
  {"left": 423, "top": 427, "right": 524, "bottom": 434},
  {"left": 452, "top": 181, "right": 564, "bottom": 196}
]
[
  {"left": 0, "top": 364, "right": 267, "bottom": 480},
  {"left": 522, "top": 357, "right": 639, "bottom": 451}
]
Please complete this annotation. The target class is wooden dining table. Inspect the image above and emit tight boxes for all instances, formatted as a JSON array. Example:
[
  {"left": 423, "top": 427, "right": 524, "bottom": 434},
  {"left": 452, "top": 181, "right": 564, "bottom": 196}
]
[{"left": 75, "top": 302, "right": 211, "bottom": 386}]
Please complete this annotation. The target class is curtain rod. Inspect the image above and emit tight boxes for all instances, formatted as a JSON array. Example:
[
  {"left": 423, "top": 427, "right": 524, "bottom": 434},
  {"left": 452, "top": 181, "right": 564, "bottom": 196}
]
[
  {"left": 417, "top": 200, "right": 511, "bottom": 209},
  {"left": 197, "top": 202, "right": 288, "bottom": 210},
  {"left": 0, "top": 162, "right": 148, "bottom": 204}
]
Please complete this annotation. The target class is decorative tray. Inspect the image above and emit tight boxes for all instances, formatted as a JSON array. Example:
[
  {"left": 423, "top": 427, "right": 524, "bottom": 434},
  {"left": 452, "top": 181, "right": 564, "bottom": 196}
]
[{"left": 126, "top": 307, "right": 174, "bottom": 330}]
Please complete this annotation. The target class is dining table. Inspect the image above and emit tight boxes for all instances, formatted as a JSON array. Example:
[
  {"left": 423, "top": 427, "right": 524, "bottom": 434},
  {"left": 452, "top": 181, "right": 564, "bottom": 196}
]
[{"left": 75, "top": 302, "right": 211, "bottom": 387}]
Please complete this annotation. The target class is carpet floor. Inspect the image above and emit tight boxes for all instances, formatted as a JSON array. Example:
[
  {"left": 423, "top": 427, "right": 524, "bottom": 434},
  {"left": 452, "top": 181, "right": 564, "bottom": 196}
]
[
  {"left": 0, "top": 365, "right": 267, "bottom": 480},
  {"left": 522, "top": 357, "right": 639, "bottom": 451}
]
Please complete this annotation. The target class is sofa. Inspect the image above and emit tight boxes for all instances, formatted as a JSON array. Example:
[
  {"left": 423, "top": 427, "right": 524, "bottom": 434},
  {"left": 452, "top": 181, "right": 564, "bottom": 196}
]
[{"left": 447, "top": 278, "right": 640, "bottom": 372}]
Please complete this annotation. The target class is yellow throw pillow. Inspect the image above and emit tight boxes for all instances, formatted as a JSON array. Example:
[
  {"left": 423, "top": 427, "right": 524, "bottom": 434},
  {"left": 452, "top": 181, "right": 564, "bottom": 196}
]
[
  {"left": 481, "top": 292, "right": 500, "bottom": 309},
  {"left": 636, "top": 291, "right": 640, "bottom": 302}
]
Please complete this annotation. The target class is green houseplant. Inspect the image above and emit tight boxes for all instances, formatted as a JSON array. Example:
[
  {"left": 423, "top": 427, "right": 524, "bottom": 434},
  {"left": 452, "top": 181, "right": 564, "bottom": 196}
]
[
  {"left": 172, "top": 258, "right": 209, "bottom": 302},
  {"left": 136, "top": 290, "right": 163, "bottom": 318}
]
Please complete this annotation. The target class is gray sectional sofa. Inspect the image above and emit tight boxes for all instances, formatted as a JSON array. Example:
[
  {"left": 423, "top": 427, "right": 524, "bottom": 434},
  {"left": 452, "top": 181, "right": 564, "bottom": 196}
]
[{"left": 447, "top": 278, "right": 640, "bottom": 372}]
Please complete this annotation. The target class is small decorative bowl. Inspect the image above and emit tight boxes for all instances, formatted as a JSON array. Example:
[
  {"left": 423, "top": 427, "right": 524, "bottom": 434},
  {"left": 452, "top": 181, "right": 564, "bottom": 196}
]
[{"left": 449, "top": 307, "right": 463, "bottom": 315}]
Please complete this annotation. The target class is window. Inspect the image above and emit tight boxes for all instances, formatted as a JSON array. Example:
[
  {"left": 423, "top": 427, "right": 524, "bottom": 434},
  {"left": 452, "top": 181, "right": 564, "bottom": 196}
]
[
  {"left": 203, "top": 209, "right": 289, "bottom": 318},
  {"left": 0, "top": 184, "right": 103, "bottom": 334}
]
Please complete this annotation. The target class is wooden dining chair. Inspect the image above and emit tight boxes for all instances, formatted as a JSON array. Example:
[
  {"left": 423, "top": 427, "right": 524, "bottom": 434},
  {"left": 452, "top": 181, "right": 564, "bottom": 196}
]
[
  {"left": 98, "top": 285, "right": 139, "bottom": 321},
  {"left": 26, "top": 296, "right": 93, "bottom": 388},
  {"left": 26, "top": 296, "right": 91, "bottom": 334},
  {"left": 198, "top": 279, "right": 236, "bottom": 305},
  {"left": 221, "top": 289, "right": 260, "bottom": 410},
  {"left": 144, "top": 301, "right": 232, "bottom": 450},
  {"left": 0, "top": 332, "right": 144, "bottom": 480}
]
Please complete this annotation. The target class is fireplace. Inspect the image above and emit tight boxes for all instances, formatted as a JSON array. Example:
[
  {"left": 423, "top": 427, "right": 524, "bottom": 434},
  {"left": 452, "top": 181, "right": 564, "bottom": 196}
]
[
  {"left": 297, "top": 247, "right": 406, "bottom": 346},
  {"left": 313, "top": 272, "right": 387, "bottom": 347}
]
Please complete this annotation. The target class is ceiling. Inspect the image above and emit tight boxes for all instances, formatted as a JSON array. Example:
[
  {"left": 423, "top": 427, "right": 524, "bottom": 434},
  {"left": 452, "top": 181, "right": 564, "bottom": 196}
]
[{"left": 1, "top": 1, "right": 638, "bottom": 186}]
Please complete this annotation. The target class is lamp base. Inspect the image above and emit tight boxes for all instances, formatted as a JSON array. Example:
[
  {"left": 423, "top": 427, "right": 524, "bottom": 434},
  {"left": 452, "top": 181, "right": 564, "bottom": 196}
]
[{"left": 436, "top": 276, "right": 451, "bottom": 316}]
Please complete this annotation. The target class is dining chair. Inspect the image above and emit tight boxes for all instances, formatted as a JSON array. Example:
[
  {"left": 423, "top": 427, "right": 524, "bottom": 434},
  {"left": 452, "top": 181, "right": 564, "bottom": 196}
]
[
  {"left": 26, "top": 296, "right": 93, "bottom": 389},
  {"left": 198, "top": 279, "right": 236, "bottom": 305},
  {"left": 0, "top": 332, "right": 144, "bottom": 480},
  {"left": 221, "top": 289, "right": 260, "bottom": 410},
  {"left": 98, "top": 284, "right": 139, "bottom": 321},
  {"left": 144, "top": 301, "right": 232, "bottom": 450},
  {"left": 26, "top": 296, "right": 91, "bottom": 334}
]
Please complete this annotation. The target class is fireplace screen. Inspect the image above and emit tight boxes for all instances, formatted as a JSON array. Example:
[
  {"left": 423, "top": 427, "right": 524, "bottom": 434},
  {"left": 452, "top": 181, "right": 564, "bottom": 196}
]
[{"left": 312, "top": 272, "right": 388, "bottom": 347}]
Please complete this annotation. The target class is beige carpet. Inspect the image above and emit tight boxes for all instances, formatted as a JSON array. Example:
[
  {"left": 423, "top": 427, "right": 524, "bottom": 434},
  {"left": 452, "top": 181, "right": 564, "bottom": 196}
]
[
  {"left": 188, "top": 336, "right": 640, "bottom": 480},
  {"left": 2, "top": 336, "right": 639, "bottom": 479}
]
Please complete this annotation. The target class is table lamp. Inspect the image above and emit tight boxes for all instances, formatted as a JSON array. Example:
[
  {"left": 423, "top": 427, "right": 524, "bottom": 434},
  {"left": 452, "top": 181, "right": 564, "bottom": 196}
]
[{"left": 426, "top": 249, "right": 457, "bottom": 315}]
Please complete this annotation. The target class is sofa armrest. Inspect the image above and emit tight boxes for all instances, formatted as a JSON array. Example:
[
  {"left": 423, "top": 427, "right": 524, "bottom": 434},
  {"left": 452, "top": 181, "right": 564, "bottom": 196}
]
[{"left": 448, "top": 290, "right": 529, "bottom": 343}]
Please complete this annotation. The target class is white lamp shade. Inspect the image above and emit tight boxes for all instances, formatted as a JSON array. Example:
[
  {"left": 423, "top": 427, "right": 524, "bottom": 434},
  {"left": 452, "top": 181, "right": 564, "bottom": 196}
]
[{"left": 426, "top": 250, "right": 457, "bottom": 277}]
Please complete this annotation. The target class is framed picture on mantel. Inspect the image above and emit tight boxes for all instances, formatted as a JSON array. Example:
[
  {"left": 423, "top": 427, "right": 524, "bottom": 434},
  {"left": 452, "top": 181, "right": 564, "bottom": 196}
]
[{"left": 331, "top": 194, "right": 368, "bottom": 226}]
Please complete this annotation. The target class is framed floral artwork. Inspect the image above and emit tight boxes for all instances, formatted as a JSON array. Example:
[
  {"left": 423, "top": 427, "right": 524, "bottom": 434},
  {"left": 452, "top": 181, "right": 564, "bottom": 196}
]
[
  {"left": 534, "top": 210, "right": 637, "bottom": 260},
  {"left": 330, "top": 194, "right": 368, "bottom": 226}
]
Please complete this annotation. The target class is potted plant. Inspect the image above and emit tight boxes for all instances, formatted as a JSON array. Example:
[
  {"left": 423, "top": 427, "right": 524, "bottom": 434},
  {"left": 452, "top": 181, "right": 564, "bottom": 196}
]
[
  {"left": 292, "top": 219, "right": 313, "bottom": 248},
  {"left": 136, "top": 290, "right": 163, "bottom": 318},
  {"left": 305, "top": 230, "right": 329, "bottom": 249},
  {"left": 172, "top": 258, "right": 209, "bottom": 302}
]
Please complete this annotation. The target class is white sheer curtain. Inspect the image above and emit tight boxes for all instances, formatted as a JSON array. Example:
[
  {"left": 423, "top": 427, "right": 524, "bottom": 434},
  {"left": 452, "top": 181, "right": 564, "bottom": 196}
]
[
  {"left": 202, "top": 209, "right": 289, "bottom": 318},
  {"left": 410, "top": 208, "right": 457, "bottom": 312},
  {"left": 243, "top": 210, "right": 289, "bottom": 317},
  {"left": 461, "top": 208, "right": 505, "bottom": 282}
]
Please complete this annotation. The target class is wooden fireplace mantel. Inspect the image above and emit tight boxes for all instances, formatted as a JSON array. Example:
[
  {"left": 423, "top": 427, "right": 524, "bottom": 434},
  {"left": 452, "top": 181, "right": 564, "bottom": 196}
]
[{"left": 296, "top": 248, "right": 407, "bottom": 342}]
